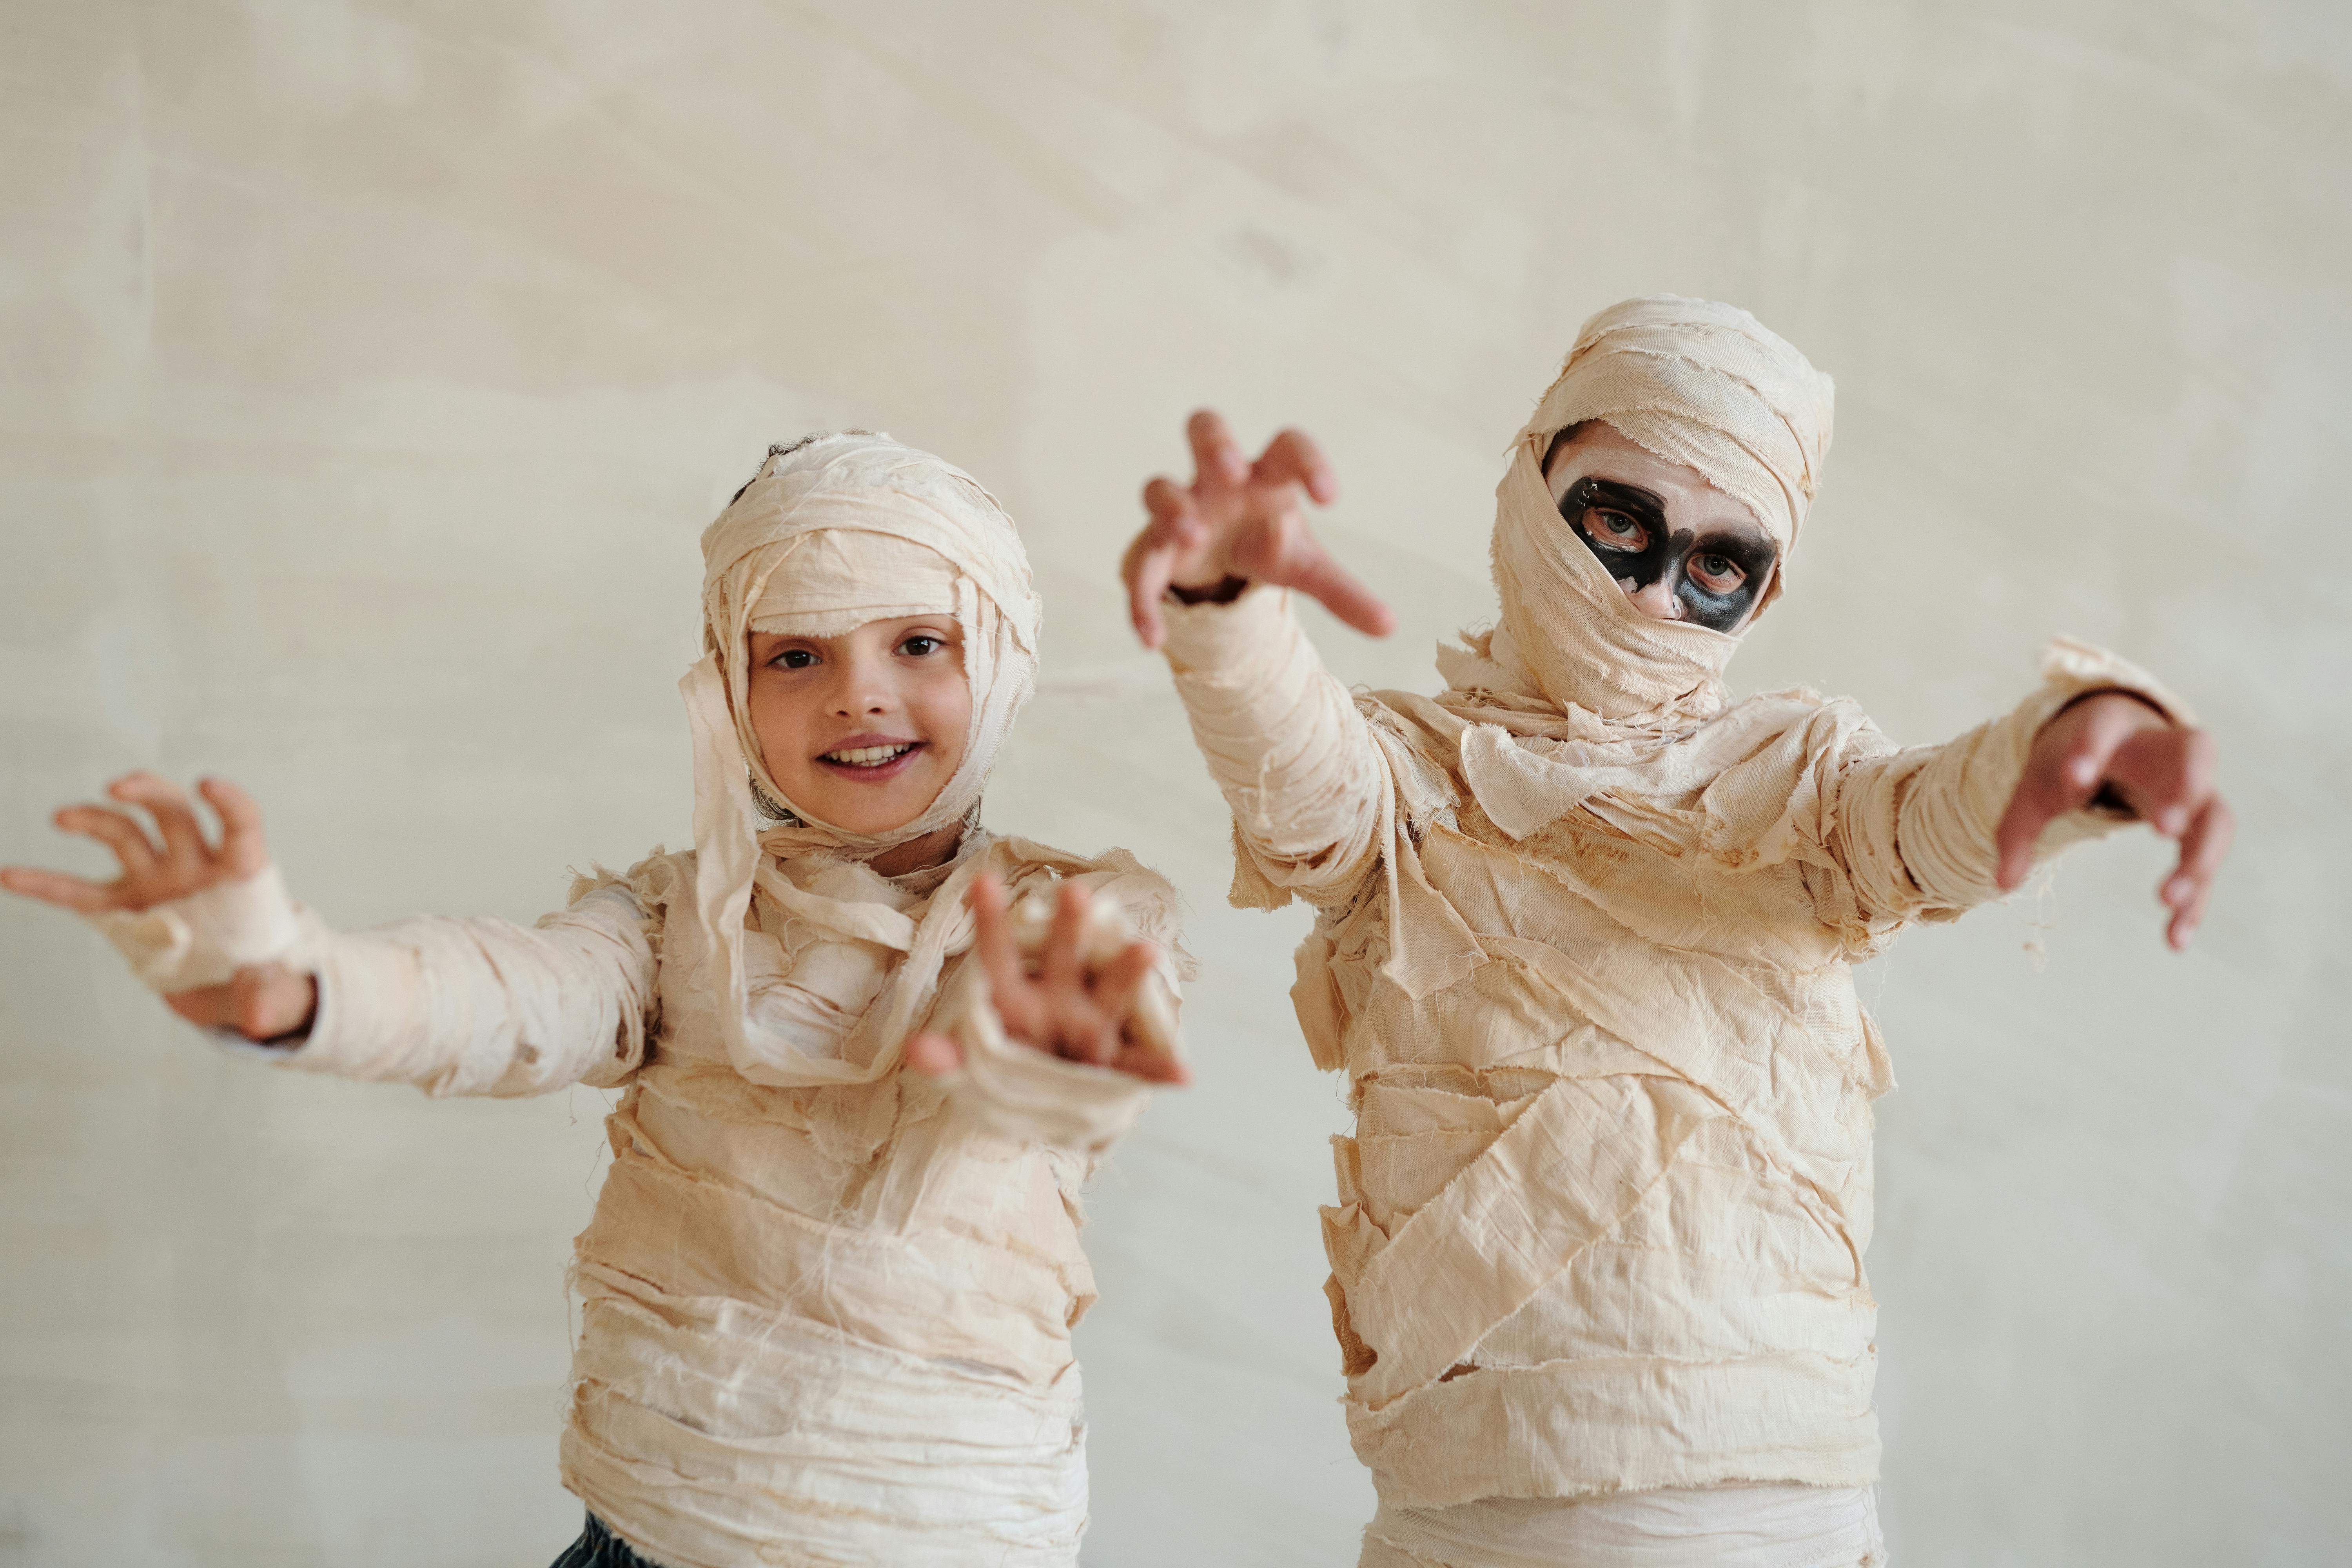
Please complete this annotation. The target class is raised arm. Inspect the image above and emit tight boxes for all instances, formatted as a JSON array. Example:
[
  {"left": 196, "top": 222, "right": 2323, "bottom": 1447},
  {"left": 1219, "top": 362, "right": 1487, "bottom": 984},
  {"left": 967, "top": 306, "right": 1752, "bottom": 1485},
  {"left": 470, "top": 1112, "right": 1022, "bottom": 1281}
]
[
  {"left": 1122, "top": 412, "right": 1405, "bottom": 910},
  {"left": 1819, "top": 642, "right": 2230, "bottom": 950},
  {"left": 2, "top": 773, "right": 657, "bottom": 1096}
]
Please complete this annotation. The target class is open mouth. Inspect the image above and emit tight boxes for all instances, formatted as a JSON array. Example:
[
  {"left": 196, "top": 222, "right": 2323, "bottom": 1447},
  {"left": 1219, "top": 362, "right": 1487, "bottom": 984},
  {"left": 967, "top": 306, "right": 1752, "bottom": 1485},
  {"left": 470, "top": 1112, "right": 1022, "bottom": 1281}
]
[{"left": 816, "top": 740, "right": 924, "bottom": 780}]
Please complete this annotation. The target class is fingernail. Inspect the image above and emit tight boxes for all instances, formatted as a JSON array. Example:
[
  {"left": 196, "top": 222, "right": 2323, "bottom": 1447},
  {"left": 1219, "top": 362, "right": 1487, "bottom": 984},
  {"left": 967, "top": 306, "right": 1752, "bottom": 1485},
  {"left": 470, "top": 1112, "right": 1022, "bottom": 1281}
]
[
  {"left": 2069, "top": 758, "right": 2097, "bottom": 786},
  {"left": 2163, "top": 877, "right": 2189, "bottom": 904},
  {"left": 2158, "top": 808, "right": 2187, "bottom": 835}
]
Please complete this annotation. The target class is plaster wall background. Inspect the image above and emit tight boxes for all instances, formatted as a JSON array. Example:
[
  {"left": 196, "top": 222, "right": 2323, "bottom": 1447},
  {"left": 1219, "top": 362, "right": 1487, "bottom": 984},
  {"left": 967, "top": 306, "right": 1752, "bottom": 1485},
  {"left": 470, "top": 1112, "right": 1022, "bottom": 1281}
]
[{"left": 1, "top": 2, "right": 2345, "bottom": 1563}]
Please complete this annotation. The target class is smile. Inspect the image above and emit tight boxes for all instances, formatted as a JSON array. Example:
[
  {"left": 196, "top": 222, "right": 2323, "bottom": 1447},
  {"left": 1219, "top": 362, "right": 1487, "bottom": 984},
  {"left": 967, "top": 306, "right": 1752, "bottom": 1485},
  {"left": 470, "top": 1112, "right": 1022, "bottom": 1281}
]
[{"left": 815, "top": 740, "right": 925, "bottom": 780}]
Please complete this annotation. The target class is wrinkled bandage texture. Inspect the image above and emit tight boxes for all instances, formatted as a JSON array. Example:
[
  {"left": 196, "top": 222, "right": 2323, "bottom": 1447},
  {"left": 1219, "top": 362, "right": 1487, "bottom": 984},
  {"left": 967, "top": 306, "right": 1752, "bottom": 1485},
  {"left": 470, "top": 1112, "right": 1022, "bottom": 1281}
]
[
  {"left": 109, "top": 433, "right": 1185, "bottom": 1568},
  {"left": 85, "top": 862, "right": 325, "bottom": 993},
  {"left": 1361, "top": 1483, "right": 1885, "bottom": 1568},
  {"left": 1157, "top": 295, "right": 2187, "bottom": 1566}
]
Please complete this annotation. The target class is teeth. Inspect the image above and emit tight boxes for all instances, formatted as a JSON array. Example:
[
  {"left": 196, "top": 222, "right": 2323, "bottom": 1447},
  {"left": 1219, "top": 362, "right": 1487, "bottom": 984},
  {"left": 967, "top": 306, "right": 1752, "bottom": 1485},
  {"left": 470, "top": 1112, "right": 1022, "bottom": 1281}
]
[{"left": 824, "top": 743, "right": 916, "bottom": 766}]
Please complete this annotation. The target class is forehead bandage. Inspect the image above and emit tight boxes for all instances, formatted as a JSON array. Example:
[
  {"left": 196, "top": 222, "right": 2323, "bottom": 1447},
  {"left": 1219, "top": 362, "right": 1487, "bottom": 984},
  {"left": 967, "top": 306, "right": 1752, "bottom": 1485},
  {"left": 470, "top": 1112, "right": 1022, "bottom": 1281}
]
[{"left": 745, "top": 525, "right": 963, "bottom": 640}]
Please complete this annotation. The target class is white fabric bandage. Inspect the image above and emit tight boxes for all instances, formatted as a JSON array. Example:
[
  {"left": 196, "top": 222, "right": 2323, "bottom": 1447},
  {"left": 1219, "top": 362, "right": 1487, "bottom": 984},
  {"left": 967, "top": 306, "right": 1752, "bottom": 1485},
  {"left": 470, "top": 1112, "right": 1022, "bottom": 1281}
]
[
  {"left": 745, "top": 525, "right": 963, "bottom": 640},
  {"left": 84, "top": 863, "right": 318, "bottom": 993},
  {"left": 1152, "top": 294, "right": 2187, "bottom": 1564}
]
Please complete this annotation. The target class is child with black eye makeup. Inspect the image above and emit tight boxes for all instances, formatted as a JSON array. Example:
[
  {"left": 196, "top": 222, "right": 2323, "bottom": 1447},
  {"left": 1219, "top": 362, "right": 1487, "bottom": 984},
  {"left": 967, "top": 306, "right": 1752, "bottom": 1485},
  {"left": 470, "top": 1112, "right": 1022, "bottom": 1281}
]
[
  {"left": 1552, "top": 434, "right": 1782, "bottom": 634},
  {"left": 1115, "top": 295, "right": 2231, "bottom": 1567}
]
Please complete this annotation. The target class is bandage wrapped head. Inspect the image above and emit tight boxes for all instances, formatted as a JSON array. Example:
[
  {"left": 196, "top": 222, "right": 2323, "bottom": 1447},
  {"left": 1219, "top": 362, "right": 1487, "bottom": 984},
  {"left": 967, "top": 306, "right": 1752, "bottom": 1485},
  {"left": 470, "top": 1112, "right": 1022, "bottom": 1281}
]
[
  {"left": 1483, "top": 296, "right": 1835, "bottom": 724},
  {"left": 689, "top": 431, "right": 1041, "bottom": 858},
  {"left": 678, "top": 432, "right": 1042, "bottom": 1087}
]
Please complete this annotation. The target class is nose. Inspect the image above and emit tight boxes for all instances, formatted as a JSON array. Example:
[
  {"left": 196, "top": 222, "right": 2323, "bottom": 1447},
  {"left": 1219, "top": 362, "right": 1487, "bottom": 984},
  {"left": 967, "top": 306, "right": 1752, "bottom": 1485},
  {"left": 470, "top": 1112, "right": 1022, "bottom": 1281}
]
[
  {"left": 826, "top": 650, "right": 898, "bottom": 717},
  {"left": 1621, "top": 575, "right": 1684, "bottom": 621}
]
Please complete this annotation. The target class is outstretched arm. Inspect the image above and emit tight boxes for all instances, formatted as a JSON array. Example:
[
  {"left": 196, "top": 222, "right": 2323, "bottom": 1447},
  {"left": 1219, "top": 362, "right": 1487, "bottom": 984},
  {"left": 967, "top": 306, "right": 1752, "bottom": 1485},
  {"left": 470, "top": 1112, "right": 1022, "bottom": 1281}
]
[
  {"left": 3, "top": 773, "right": 657, "bottom": 1096},
  {"left": 1122, "top": 412, "right": 1407, "bottom": 910},
  {"left": 1822, "top": 644, "right": 2230, "bottom": 951}
]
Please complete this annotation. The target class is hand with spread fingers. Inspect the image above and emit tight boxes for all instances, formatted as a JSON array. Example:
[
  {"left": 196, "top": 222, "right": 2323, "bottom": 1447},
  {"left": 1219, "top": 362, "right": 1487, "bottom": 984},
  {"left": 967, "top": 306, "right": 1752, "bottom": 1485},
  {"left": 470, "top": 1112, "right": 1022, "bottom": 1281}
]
[
  {"left": 905, "top": 875, "right": 1187, "bottom": 1085},
  {"left": 0, "top": 772, "right": 317, "bottom": 1040},
  {"left": 1996, "top": 692, "right": 2233, "bottom": 950},
  {"left": 1122, "top": 408, "right": 1398, "bottom": 650}
]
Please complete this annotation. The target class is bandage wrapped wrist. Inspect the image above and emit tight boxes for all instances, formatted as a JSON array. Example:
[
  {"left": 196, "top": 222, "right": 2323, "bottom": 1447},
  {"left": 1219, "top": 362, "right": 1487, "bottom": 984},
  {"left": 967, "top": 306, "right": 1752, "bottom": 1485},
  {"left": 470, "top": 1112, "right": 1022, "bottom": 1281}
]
[{"left": 83, "top": 863, "right": 321, "bottom": 993}]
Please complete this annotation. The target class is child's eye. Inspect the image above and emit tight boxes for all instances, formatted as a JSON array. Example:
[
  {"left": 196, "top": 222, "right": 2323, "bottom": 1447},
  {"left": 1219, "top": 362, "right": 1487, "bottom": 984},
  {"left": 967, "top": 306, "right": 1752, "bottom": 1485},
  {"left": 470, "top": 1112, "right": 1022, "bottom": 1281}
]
[
  {"left": 899, "top": 635, "right": 942, "bottom": 657},
  {"left": 1687, "top": 553, "right": 1746, "bottom": 594},
  {"left": 772, "top": 648, "right": 818, "bottom": 670},
  {"left": 1585, "top": 510, "right": 1647, "bottom": 551}
]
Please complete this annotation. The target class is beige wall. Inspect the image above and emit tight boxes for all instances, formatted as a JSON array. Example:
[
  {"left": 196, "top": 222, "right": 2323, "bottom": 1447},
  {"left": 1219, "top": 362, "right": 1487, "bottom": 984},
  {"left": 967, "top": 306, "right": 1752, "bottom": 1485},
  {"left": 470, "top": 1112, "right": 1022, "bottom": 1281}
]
[{"left": 3, "top": 2, "right": 2346, "bottom": 1563}]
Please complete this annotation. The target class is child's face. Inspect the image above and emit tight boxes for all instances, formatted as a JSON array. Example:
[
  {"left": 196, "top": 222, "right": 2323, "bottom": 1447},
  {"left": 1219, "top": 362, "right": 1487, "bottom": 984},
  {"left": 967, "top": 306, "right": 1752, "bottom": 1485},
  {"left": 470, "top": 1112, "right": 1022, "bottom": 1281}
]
[
  {"left": 745, "top": 616, "right": 973, "bottom": 836},
  {"left": 1543, "top": 421, "right": 1780, "bottom": 635}
]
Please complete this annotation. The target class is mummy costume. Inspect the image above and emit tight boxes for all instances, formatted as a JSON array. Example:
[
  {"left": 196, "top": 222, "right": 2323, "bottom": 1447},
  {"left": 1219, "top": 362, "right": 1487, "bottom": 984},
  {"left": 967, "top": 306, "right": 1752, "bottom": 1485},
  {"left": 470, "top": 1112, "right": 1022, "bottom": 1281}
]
[
  {"left": 90, "top": 434, "right": 1183, "bottom": 1568},
  {"left": 1157, "top": 298, "right": 2186, "bottom": 1567}
]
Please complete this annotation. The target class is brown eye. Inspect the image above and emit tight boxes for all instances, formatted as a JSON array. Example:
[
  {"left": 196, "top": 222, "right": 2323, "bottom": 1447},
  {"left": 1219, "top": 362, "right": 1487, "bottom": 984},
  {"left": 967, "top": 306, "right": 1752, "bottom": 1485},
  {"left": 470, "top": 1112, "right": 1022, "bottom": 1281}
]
[
  {"left": 899, "top": 635, "right": 943, "bottom": 657},
  {"left": 771, "top": 647, "right": 818, "bottom": 670},
  {"left": 1688, "top": 552, "right": 1746, "bottom": 594},
  {"left": 1586, "top": 509, "right": 1646, "bottom": 551}
]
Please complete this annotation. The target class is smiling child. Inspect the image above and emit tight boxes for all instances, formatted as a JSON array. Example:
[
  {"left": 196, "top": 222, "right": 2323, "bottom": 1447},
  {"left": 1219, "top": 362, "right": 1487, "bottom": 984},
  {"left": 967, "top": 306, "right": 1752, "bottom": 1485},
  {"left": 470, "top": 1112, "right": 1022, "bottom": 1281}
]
[{"left": 4, "top": 431, "right": 1188, "bottom": 1568}]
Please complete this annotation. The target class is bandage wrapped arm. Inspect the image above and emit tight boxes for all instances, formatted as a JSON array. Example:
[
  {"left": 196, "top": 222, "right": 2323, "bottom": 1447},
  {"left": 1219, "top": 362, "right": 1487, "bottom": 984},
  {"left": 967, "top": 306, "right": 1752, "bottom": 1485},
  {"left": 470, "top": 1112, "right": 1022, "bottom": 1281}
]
[
  {"left": 1160, "top": 584, "right": 1395, "bottom": 910},
  {"left": 928, "top": 880, "right": 1183, "bottom": 1160},
  {"left": 1818, "top": 637, "right": 2195, "bottom": 930},
  {"left": 86, "top": 865, "right": 656, "bottom": 1096}
]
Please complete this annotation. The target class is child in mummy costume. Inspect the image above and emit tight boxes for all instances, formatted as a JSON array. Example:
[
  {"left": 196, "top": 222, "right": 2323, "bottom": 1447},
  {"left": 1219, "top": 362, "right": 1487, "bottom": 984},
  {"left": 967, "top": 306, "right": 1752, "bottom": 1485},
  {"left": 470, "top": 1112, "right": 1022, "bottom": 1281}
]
[
  {"left": 3, "top": 433, "right": 1191, "bottom": 1568},
  {"left": 1122, "top": 297, "right": 2232, "bottom": 1567}
]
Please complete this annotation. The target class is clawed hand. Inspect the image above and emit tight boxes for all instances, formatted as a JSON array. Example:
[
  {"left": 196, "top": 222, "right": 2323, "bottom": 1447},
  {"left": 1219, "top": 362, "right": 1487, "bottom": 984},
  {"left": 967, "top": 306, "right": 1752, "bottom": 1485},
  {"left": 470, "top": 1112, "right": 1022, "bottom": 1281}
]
[
  {"left": 1994, "top": 692, "right": 2232, "bottom": 950},
  {"left": 906, "top": 875, "right": 1187, "bottom": 1084},
  {"left": 1122, "top": 409, "right": 1396, "bottom": 650},
  {"left": 0, "top": 771, "right": 268, "bottom": 912},
  {"left": 0, "top": 772, "right": 316, "bottom": 1039}
]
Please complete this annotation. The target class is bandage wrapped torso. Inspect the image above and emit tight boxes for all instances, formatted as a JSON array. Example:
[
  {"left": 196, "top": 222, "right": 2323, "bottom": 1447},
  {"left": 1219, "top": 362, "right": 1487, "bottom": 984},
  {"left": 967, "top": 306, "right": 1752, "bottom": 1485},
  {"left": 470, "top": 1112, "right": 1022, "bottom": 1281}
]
[
  {"left": 1157, "top": 298, "right": 2187, "bottom": 1566},
  {"left": 124, "top": 834, "right": 1178, "bottom": 1567},
  {"left": 575, "top": 840, "right": 1178, "bottom": 1567}
]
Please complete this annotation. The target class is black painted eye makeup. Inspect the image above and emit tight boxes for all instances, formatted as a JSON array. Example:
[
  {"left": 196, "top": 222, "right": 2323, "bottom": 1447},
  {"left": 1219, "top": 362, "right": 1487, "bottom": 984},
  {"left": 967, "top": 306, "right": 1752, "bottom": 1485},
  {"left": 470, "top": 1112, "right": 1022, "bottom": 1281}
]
[{"left": 1556, "top": 474, "right": 1777, "bottom": 633}]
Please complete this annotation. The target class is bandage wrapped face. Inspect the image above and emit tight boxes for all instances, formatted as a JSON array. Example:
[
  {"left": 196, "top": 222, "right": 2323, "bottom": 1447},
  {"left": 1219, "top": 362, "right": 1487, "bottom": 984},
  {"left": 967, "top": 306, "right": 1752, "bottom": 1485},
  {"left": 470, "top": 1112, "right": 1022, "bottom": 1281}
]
[
  {"left": 1479, "top": 296, "right": 1837, "bottom": 724},
  {"left": 681, "top": 431, "right": 1044, "bottom": 1087}
]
